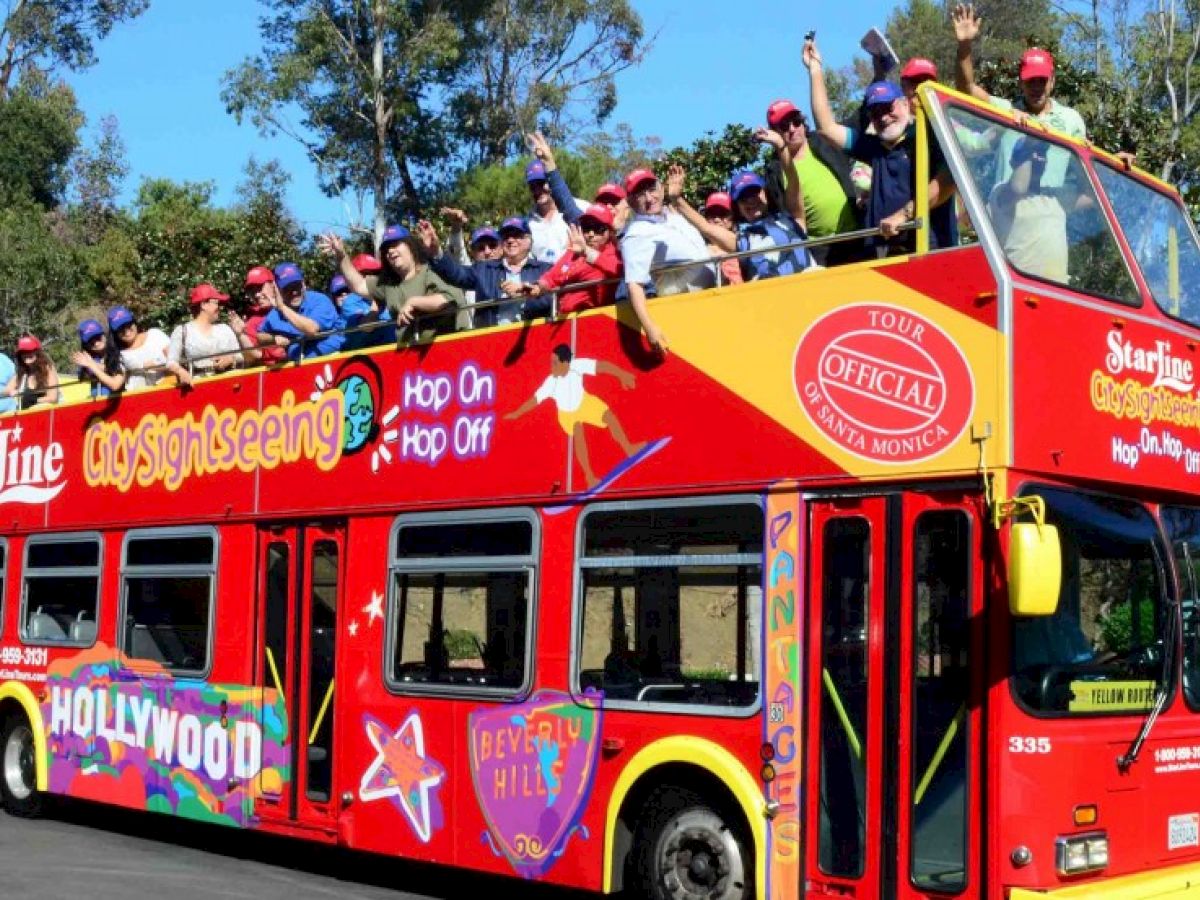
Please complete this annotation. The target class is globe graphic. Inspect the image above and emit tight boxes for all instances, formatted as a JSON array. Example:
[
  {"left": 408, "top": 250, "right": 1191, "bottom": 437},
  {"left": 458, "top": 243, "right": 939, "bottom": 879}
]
[{"left": 339, "top": 373, "right": 376, "bottom": 451}]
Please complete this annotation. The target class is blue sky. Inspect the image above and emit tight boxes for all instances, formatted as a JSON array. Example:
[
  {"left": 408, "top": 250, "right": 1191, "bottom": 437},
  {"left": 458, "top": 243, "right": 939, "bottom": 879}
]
[{"left": 64, "top": 1, "right": 889, "bottom": 235}]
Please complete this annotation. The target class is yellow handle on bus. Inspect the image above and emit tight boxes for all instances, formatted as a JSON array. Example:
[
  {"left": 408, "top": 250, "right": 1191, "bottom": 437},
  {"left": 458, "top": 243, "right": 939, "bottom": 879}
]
[
  {"left": 821, "top": 667, "right": 862, "bottom": 761},
  {"left": 308, "top": 679, "right": 335, "bottom": 745},
  {"left": 265, "top": 647, "right": 286, "bottom": 704},
  {"left": 914, "top": 703, "right": 966, "bottom": 806}
]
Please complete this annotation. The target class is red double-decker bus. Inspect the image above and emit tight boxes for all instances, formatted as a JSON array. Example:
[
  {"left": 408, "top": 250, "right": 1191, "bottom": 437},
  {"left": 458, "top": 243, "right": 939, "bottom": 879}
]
[{"left": 4, "top": 83, "right": 1200, "bottom": 900}]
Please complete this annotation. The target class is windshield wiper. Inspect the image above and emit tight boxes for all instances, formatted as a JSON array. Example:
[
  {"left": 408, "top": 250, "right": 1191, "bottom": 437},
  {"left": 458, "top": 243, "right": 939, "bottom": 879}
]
[{"left": 1117, "top": 543, "right": 1178, "bottom": 772}]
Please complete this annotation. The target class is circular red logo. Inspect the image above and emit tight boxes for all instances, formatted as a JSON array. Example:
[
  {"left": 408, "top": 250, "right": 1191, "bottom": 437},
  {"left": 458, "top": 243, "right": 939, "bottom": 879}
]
[{"left": 794, "top": 303, "right": 974, "bottom": 464}]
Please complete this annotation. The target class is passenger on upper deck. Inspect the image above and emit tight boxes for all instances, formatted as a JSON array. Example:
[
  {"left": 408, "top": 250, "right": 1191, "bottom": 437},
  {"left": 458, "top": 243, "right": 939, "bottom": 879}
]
[
  {"left": 764, "top": 98, "right": 861, "bottom": 266},
  {"left": 168, "top": 283, "right": 255, "bottom": 385},
  {"left": 419, "top": 217, "right": 551, "bottom": 328},
  {"left": 519, "top": 204, "right": 623, "bottom": 313},
  {"left": 109, "top": 306, "right": 171, "bottom": 389},
  {"left": 257, "top": 262, "right": 346, "bottom": 359},
  {"left": 806, "top": 37, "right": 958, "bottom": 256},
  {"left": 330, "top": 273, "right": 395, "bottom": 349},
  {"left": 527, "top": 132, "right": 628, "bottom": 235},
  {"left": 325, "top": 226, "right": 464, "bottom": 343},
  {"left": 899, "top": 57, "right": 938, "bottom": 100},
  {"left": 526, "top": 157, "right": 587, "bottom": 265},
  {"left": 698, "top": 192, "right": 743, "bottom": 285},
  {"left": 619, "top": 168, "right": 714, "bottom": 355},
  {"left": 0, "top": 351, "right": 13, "bottom": 414},
  {"left": 241, "top": 266, "right": 286, "bottom": 366},
  {"left": 953, "top": 4, "right": 1086, "bottom": 189},
  {"left": 71, "top": 319, "right": 125, "bottom": 398},
  {"left": 4, "top": 336, "right": 59, "bottom": 409}
]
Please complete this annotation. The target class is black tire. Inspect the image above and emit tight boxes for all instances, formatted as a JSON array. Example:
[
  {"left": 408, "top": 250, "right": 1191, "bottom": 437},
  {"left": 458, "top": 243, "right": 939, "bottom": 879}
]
[
  {"left": 0, "top": 716, "right": 43, "bottom": 818},
  {"left": 630, "top": 785, "right": 752, "bottom": 900}
]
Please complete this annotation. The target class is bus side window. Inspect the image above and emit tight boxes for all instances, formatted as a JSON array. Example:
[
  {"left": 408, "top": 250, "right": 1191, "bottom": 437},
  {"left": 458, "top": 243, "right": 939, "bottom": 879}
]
[
  {"left": 120, "top": 530, "right": 217, "bottom": 674},
  {"left": 387, "top": 514, "right": 536, "bottom": 694},
  {"left": 22, "top": 535, "right": 102, "bottom": 647},
  {"left": 576, "top": 500, "right": 763, "bottom": 710}
]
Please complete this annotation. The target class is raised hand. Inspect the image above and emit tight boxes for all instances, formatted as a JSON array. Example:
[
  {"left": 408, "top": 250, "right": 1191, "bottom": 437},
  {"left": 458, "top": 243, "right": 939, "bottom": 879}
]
[
  {"left": 416, "top": 219, "right": 441, "bottom": 257},
  {"left": 665, "top": 164, "right": 686, "bottom": 200},
  {"left": 440, "top": 207, "right": 469, "bottom": 228},
  {"left": 952, "top": 3, "right": 981, "bottom": 42},
  {"left": 527, "top": 131, "right": 557, "bottom": 170},
  {"left": 567, "top": 223, "right": 587, "bottom": 255},
  {"left": 318, "top": 232, "right": 345, "bottom": 258},
  {"left": 802, "top": 37, "right": 823, "bottom": 70},
  {"left": 753, "top": 126, "right": 785, "bottom": 150}
]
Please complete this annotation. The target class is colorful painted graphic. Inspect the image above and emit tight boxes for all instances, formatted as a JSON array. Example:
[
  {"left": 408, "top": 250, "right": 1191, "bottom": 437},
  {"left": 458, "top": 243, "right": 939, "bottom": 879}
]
[
  {"left": 0, "top": 421, "right": 65, "bottom": 504},
  {"left": 83, "top": 390, "right": 345, "bottom": 492},
  {"left": 794, "top": 303, "right": 974, "bottom": 464},
  {"left": 762, "top": 494, "right": 803, "bottom": 895},
  {"left": 506, "top": 344, "right": 652, "bottom": 490},
  {"left": 469, "top": 690, "right": 602, "bottom": 878},
  {"left": 41, "top": 644, "right": 288, "bottom": 827},
  {"left": 358, "top": 711, "right": 446, "bottom": 842}
]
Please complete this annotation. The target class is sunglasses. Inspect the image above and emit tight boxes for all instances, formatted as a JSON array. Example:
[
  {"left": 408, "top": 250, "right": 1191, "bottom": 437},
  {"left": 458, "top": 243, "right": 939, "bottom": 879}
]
[
  {"left": 868, "top": 100, "right": 899, "bottom": 119},
  {"left": 500, "top": 231, "right": 527, "bottom": 240},
  {"left": 472, "top": 239, "right": 500, "bottom": 250},
  {"left": 779, "top": 113, "right": 807, "bottom": 131},
  {"left": 580, "top": 221, "right": 610, "bottom": 234}
]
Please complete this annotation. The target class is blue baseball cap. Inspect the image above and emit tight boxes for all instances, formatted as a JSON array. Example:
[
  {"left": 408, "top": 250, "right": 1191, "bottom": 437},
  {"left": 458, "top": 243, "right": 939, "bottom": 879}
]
[
  {"left": 379, "top": 224, "right": 409, "bottom": 248},
  {"left": 864, "top": 80, "right": 903, "bottom": 107},
  {"left": 499, "top": 216, "right": 530, "bottom": 236},
  {"left": 470, "top": 226, "right": 500, "bottom": 246},
  {"left": 107, "top": 306, "right": 135, "bottom": 331},
  {"left": 525, "top": 160, "right": 548, "bottom": 183},
  {"left": 78, "top": 319, "right": 105, "bottom": 344},
  {"left": 274, "top": 262, "right": 304, "bottom": 289},
  {"left": 329, "top": 275, "right": 348, "bottom": 296},
  {"left": 729, "top": 171, "right": 767, "bottom": 201}
]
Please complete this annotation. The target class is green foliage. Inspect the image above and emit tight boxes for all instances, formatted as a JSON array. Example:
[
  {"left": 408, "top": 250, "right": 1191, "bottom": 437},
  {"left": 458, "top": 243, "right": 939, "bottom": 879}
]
[
  {"left": 0, "top": 0, "right": 150, "bottom": 96},
  {"left": 449, "top": 0, "right": 649, "bottom": 165},
  {"left": 444, "top": 629, "right": 481, "bottom": 661},
  {"left": 0, "top": 76, "right": 81, "bottom": 207},
  {"left": 659, "top": 124, "right": 766, "bottom": 208},
  {"left": 1098, "top": 598, "right": 1155, "bottom": 656}
]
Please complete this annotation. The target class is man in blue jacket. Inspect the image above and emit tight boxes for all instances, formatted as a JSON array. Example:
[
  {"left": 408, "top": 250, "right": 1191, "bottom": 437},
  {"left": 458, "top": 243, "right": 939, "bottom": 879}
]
[{"left": 420, "top": 217, "right": 551, "bottom": 328}]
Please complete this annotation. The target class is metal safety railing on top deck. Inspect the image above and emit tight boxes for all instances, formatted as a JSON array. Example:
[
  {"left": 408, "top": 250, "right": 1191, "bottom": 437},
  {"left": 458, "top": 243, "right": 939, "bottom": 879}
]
[{"left": 4, "top": 219, "right": 923, "bottom": 409}]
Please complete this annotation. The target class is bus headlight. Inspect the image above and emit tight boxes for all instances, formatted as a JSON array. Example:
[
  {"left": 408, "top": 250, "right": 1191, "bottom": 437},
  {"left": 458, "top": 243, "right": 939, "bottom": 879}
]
[{"left": 1055, "top": 831, "right": 1108, "bottom": 875}]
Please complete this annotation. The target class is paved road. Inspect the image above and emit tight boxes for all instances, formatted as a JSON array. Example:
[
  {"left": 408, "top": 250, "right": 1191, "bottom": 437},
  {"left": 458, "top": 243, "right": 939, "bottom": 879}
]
[{"left": 0, "top": 800, "right": 592, "bottom": 900}]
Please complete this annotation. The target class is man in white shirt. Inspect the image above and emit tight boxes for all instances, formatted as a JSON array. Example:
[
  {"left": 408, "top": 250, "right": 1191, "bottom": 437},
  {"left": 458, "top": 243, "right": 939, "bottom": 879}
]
[
  {"left": 527, "top": 160, "right": 584, "bottom": 265},
  {"left": 619, "top": 168, "right": 714, "bottom": 355}
]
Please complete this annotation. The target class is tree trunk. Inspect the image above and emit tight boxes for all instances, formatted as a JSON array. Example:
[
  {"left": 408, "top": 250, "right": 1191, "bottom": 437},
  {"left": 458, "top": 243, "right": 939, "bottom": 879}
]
[{"left": 372, "top": 0, "right": 389, "bottom": 248}]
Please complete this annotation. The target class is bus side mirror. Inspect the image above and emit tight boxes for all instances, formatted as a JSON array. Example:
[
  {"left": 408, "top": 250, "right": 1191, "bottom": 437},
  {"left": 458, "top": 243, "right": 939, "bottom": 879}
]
[{"left": 1008, "top": 522, "right": 1062, "bottom": 616}]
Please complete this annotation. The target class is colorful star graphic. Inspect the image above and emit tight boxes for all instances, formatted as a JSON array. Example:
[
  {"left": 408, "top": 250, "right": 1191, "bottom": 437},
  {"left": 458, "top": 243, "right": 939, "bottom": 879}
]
[
  {"left": 359, "top": 712, "right": 445, "bottom": 843},
  {"left": 363, "top": 590, "right": 384, "bottom": 626}
]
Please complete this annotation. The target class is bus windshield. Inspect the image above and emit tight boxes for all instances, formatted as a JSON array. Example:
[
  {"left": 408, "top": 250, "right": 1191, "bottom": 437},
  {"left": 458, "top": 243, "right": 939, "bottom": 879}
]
[
  {"left": 1093, "top": 164, "right": 1200, "bottom": 327},
  {"left": 1011, "top": 487, "right": 1171, "bottom": 715},
  {"left": 944, "top": 104, "right": 1139, "bottom": 304}
]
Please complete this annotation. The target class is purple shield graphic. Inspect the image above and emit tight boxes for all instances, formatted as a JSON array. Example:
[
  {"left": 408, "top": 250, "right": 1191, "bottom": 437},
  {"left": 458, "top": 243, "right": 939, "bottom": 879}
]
[{"left": 469, "top": 690, "right": 602, "bottom": 878}]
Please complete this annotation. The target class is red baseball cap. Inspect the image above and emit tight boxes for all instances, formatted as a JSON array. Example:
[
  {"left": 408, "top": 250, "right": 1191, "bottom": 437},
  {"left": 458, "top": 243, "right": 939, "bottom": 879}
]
[
  {"left": 16, "top": 335, "right": 40, "bottom": 353},
  {"left": 766, "top": 99, "right": 802, "bottom": 128},
  {"left": 624, "top": 168, "right": 657, "bottom": 195},
  {"left": 578, "top": 204, "right": 615, "bottom": 229},
  {"left": 900, "top": 57, "right": 938, "bottom": 81},
  {"left": 703, "top": 192, "right": 733, "bottom": 214},
  {"left": 1020, "top": 48, "right": 1054, "bottom": 80},
  {"left": 244, "top": 265, "right": 274, "bottom": 286},
  {"left": 189, "top": 283, "right": 230, "bottom": 305},
  {"left": 594, "top": 183, "right": 626, "bottom": 204},
  {"left": 352, "top": 253, "right": 383, "bottom": 273}
]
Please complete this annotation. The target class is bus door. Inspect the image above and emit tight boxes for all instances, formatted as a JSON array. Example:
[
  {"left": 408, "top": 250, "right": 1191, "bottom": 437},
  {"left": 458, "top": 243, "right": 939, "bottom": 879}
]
[
  {"left": 253, "top": 521, "right": 344, "bottom": 832},
  {"left": 804, "top": 493, "right": 982, "bottom": 900}
]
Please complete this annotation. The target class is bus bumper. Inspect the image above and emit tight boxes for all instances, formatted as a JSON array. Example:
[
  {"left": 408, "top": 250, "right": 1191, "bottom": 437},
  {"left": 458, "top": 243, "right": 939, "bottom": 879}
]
[{"left": 1010, "top": 862, "right": 1200, "bottom": 898}]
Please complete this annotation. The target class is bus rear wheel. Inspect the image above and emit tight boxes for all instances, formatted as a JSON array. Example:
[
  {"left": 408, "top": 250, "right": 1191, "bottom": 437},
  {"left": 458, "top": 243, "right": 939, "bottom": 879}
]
[
  {"left": 0, "top": 717, "right": 42, "bottom": 818},
  {"left": 632, "top": 785, "right": 750, "bottom": 900}
]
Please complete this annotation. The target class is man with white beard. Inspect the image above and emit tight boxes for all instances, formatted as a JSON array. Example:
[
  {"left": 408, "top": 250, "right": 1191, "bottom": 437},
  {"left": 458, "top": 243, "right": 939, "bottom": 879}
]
[{"left": 804, "top": 36, "right": 957, "bottom": 257}]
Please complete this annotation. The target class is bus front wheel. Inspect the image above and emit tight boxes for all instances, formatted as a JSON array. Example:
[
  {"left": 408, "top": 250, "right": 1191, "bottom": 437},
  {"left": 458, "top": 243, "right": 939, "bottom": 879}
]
[
  {"left": 0, "top": 716, "right": 42, "bottom": 818},
  {"left": 632, "top": 785, "right": 751, "bottom": 900}
]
